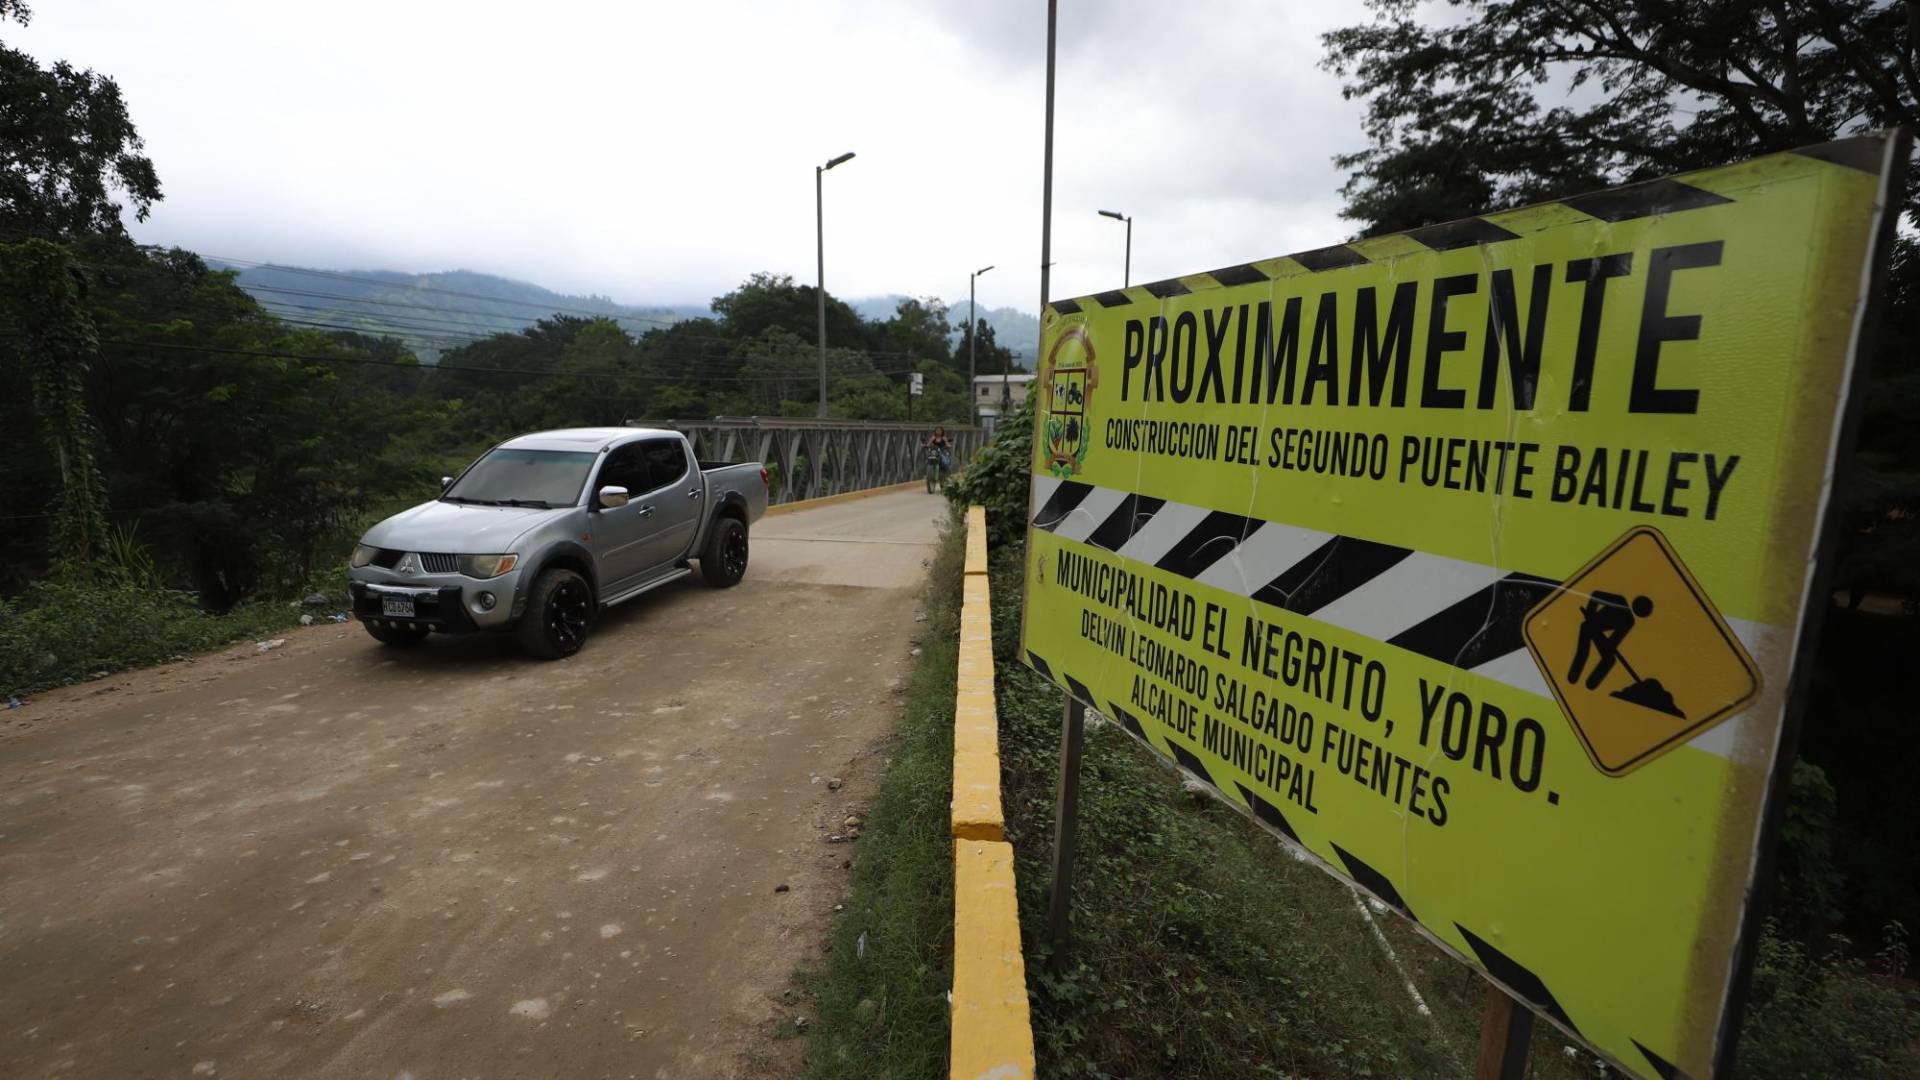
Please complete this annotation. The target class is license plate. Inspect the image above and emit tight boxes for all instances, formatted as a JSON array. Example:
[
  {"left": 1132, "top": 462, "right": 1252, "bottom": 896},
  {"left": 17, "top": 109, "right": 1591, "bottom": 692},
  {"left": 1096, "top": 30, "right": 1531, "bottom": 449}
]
[{"left": 381, "top": 596, "right": 416, "bottom": 618}]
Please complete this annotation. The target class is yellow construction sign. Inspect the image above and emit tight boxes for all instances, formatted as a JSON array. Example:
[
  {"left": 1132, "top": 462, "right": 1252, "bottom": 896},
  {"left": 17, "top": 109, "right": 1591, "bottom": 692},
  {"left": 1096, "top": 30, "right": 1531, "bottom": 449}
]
[
  {"left": 1525, "top": 527, "right": 1761, "bottom": 776},
  {"left": 1015, "top": 132, "right": 1907, "bottom": 1079}
]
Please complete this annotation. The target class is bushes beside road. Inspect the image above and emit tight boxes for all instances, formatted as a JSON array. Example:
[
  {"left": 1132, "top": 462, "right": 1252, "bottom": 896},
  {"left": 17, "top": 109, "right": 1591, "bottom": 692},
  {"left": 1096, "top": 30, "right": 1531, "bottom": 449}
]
[{"left": 0, "top": 550, "right": 346, "bottom": 700}]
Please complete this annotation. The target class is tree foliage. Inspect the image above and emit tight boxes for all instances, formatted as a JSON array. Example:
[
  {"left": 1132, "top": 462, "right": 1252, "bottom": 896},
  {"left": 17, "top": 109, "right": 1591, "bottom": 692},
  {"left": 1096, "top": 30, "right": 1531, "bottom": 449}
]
[
  {"left": 1324, "top": 0, "right": 1920, "bottom": 234},
  {"left": 0, "top": 2, "right": 161, "bottom": 241},
  {"left": 0, "top": 239, "right": 107, "bottom": 571},
  {"left": 954, "top": 317, "right": 1017, "bottom": 376}
]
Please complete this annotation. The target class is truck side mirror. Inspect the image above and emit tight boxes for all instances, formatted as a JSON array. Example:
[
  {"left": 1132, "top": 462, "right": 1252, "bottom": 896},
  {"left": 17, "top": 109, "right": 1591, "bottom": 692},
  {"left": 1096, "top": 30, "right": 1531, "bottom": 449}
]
[
  {"left": 598, "top": 485, "right": 630, "bottom": 509},
  {"left": 441, "top": 476, "right": 454, "bottom": 491}
]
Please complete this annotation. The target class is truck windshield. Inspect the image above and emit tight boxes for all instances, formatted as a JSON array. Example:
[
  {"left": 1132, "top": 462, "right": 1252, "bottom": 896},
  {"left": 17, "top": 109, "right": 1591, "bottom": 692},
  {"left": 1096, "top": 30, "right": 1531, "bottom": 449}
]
[{"left": 443, "top": 449, "right": 595, "bottom": 508}]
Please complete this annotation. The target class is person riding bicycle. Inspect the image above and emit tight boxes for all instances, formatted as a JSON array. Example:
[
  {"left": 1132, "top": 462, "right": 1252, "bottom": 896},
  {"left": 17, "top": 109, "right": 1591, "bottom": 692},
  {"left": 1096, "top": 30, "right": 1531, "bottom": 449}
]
[{"left": 923, "top": 425, "right": 954, "bottom": 477}]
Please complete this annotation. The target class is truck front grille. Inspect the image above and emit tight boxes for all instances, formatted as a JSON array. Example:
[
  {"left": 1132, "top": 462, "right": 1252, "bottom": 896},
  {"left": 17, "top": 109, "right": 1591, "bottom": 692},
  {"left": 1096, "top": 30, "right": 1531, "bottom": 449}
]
[{"left": 420, "top": 553, "right": 458, "bottom": 574}]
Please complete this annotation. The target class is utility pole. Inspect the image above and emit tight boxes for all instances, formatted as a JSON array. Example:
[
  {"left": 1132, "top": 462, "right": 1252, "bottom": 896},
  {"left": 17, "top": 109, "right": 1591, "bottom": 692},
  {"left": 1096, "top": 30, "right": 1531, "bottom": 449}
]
[
  {"left": 969, "top": 264, "right": 994, "bottom": 427},
  {"left": 1098, "top": 209, "right": 1132, "bottom": 287},
  {"left": 815, "top": 151, "right": 856, "bottom": 418},
  {"left": 1038, "top": 0, "right": 1087, "bottom": 974},
  {"left": 1039, "top": 0, "right": 1056, "bottom": 338}
]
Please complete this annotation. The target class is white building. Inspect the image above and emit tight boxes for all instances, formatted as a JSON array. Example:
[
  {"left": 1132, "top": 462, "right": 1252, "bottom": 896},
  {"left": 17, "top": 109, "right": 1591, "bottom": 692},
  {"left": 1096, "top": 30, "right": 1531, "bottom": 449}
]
[{"left": 974, "top": 373, "right": 1035, "bottom": 434}]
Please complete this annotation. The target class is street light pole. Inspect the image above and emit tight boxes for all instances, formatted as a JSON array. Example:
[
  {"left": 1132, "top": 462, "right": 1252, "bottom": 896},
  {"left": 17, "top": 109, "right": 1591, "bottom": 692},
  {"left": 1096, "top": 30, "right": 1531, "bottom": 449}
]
[
  {"left": 1098, "top": 209, "right": 1132, "bottom": 287},
  {"left": 969, "top": 263, "right": 994, "bottom": 427},
  {"left": 815, "top": 151, "right": 856, "bottom": 418}
]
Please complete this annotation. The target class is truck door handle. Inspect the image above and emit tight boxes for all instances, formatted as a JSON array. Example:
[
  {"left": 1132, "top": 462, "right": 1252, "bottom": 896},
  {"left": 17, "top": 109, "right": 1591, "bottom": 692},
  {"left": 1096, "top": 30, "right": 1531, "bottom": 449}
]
[
  {"left": 637, "top": 505, "right": 655, "bottom": 518},
  {"left": 687, "top": 488, "right": 703, "bottom": 499}
]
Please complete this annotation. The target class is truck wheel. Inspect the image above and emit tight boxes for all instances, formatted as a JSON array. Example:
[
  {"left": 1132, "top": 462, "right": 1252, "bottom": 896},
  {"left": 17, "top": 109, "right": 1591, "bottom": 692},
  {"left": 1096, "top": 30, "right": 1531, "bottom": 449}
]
[
  {"left": 517, "top": 568, "right": 593, "bottom": 659},
  {"left": 701, "top": 517, "right": 749, "bottom": 587},
  {"left": 364, "top": 621, "right": 429, "bottom": 647}
]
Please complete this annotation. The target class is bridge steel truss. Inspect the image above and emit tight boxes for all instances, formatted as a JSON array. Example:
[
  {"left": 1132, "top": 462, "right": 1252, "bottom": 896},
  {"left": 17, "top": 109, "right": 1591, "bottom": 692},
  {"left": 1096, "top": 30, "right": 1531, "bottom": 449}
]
[{"left": 638, "top": 417, "right": 986, "bottom": 505}]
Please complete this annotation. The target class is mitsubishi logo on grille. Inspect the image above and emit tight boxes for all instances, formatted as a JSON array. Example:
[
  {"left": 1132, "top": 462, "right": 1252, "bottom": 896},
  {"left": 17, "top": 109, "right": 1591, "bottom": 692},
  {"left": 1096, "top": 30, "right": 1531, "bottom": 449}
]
[{"left": 395, "top": 552, "right": 422, "bottom": 576}]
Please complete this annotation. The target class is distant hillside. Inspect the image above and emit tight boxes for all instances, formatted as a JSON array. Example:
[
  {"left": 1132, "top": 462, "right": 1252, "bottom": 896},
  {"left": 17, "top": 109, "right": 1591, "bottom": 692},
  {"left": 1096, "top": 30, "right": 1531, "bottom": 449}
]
[
  {"left": 220, "top": 264, "right": 702, "bottom": 358},
  {"left": 221, "top": 263, "right": 1042, "bottom": 367},
  {"left": 849, "top": 295, "right": 1042, "bottom": 367}
]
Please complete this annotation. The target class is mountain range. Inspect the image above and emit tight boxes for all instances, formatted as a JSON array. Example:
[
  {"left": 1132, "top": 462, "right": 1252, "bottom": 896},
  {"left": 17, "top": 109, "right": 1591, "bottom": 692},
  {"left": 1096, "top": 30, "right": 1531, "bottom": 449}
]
[
  {"left": 218, "top": 264, "right": 701, "bottom": 357},
  {"left": 222, "top": 264, "right": 1041, "bottom": 367}
]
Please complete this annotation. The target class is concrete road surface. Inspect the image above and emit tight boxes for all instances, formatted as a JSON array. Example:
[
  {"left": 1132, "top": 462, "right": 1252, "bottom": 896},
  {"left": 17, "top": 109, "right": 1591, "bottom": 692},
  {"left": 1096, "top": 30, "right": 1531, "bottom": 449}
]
[{"left": 0, "top": 485, "right": 949, "bottom": 1080}]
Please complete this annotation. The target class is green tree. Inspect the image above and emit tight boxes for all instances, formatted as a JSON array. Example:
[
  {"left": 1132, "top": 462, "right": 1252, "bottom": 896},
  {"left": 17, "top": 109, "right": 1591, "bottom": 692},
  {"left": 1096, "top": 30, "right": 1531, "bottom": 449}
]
[
  {"left": 954, "top": 317, "right": 1016, "bottom": 376},
  {"left": 632, "top": 316, "right": 738, "bottom": 419},
  {"left": 710, "top": 271, "right": 869, "bottom": 348},
  {"left": 0, "top": 239, "right": 108, "bottom": 571},
  {"left": 1323, "top": 1, "right": 1920, "bottom": 235},
  {"left": 0, "top": 2, "right": 162, "bottom": 241},
  {"left": 76, "top": 244, "right": 436, "bottom": 607},
  {"left": 873, "top": 296, "right": 952, "bottom": 367},
  {"left": 426, "top": 316, "right": 593, "bottom": 432}
]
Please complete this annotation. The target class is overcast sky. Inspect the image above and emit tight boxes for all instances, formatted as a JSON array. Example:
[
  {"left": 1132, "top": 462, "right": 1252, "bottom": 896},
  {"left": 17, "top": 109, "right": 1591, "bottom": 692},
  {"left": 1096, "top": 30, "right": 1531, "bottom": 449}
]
[{"left": 13, "top": 0, "right": 1374, "bottom": 313}]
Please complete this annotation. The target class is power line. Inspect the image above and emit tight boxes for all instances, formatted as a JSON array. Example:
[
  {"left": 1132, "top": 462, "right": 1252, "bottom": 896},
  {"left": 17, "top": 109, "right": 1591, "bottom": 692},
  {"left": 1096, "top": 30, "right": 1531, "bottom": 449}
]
[
  {"left": 248, "top": 314, "right": 801, "bottom": 379},
  {"left": 259, "top": 308, "right": 504, "bottom": 343},
  {"left": 250, "top": 293, "right": 533, "bottom": 332},
  {"left": 87, "top": 335, "right": 924, "bottom": 385},
  {"left": 85, "top": 261, "right": 948, "bottom": 363},
  {"left": 239, "top": 283, "right": 946, "bottom": 359}
]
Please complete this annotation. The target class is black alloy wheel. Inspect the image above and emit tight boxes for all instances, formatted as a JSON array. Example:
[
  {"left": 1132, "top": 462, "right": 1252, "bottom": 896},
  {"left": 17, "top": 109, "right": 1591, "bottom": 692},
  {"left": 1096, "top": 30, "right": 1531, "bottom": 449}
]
[
  {"left": 518, "top": 567, "right": 594, "bottom": 659},
  {"left": 723, "top": 524, "right": 749, "bottom": 579},
  {"left": 547, "top": 577, "right": 590, "bottom": 651},
  {"left": 701, "top": 517, "right": 749, "bottom": 587}
]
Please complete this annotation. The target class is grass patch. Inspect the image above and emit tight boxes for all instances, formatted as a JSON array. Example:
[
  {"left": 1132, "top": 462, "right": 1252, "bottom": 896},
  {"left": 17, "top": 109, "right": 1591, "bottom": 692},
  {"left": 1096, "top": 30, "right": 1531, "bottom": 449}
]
[
  {"left": 0, "top": 569, "right": 346, "bottom": 700},
  {"left": 799, "top": 512, "right": 967, "bottom": 1080}
]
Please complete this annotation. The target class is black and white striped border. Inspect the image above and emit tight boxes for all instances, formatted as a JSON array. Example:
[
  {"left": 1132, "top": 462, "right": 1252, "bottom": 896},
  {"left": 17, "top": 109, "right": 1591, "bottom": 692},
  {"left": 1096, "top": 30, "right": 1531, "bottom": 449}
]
[
  {"left": 1044, "top": 138, "right": 1877, "bottom": 319},
  {"left": 1030, "top": 474, "right": 1777, "bottom": 761}
]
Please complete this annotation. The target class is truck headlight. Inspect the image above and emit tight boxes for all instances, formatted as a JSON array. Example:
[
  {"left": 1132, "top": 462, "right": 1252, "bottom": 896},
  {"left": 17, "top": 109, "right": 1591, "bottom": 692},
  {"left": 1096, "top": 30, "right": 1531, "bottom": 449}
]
[
  {"left": 350, "top": 543, "right": 378, "bottom": 568},
  {"left": 457, "top": 553, "right": 519, "bottom": 579}
]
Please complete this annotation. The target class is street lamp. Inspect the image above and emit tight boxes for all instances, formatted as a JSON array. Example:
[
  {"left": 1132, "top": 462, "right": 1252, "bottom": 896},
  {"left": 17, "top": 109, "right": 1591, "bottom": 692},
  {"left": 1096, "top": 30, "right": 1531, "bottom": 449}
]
[
  {"left": 969, "top": 263, "right": 994, "bottom": 426},
  {"left": 816, "top": 151, "right": 856, "bottom": 417},
  {"left": 1098, "top": 209, "right": 1131, "bottom": 287}
]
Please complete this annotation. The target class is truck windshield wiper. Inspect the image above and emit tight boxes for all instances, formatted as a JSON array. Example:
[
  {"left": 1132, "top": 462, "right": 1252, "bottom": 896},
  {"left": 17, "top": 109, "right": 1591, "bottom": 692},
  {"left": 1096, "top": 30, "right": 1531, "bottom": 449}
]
[
  {"left": 441, "top": 495, "right": 501, "bottom": 505},
  {"left": 496, "top": 498, "right": 554, "bottom": 509}
]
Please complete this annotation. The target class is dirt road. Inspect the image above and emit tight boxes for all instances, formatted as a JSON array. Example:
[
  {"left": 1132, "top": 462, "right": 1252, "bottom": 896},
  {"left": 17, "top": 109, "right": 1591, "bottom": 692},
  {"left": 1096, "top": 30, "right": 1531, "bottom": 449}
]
[{"left": 1, "top": 486, "right": 947, "bottom": 1080}]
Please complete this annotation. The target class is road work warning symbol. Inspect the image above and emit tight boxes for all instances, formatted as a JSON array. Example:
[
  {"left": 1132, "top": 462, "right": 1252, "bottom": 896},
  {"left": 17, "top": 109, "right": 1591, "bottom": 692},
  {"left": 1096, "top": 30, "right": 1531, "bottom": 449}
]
[{"left": 1524, "top": 526, "right": 1762, "bottom": 777}]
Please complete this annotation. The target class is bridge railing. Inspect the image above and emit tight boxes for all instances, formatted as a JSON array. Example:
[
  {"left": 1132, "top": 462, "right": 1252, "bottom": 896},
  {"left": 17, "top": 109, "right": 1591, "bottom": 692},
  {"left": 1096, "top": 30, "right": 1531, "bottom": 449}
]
[{"left": 630, "top": 417, "right": 984, "bottom": 505}]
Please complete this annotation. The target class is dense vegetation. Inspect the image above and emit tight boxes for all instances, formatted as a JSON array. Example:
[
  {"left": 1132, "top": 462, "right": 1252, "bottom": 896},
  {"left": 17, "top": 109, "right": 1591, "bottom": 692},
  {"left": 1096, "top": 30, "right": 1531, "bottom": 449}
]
[{"left": 0, "top": 4, "right": 1013, "bottom": 697}]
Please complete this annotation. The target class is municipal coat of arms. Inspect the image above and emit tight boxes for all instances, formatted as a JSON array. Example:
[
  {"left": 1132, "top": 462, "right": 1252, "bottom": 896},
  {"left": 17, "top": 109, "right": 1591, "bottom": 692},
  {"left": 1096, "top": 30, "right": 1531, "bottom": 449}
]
[{"left": 1043, "top": 326, "right": 1097, "bottom": 478}]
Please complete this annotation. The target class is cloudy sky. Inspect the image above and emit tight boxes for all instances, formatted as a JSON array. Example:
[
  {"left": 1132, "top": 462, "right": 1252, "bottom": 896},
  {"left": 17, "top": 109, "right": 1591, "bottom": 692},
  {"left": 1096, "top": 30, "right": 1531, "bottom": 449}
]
[{"left": 13, "top": 0, "right": 1375, "bottom": 313}]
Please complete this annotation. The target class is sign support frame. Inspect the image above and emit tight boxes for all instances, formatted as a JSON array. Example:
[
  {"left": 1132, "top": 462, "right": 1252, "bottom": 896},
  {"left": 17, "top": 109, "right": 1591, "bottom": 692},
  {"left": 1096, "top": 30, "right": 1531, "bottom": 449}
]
[
  {"left": 1044, "top": 693, "right": 1085, "bottom": 973},
  {"left": 1475, "top": 986, "right": 1534, "bottom": 1080}
]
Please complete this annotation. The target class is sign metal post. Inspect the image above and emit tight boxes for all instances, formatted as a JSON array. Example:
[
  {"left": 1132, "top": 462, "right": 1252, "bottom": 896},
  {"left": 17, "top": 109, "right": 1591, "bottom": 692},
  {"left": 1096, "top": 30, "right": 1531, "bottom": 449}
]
[{"left": 1044, "top": 693, "right": 1085, "bottom": 972}]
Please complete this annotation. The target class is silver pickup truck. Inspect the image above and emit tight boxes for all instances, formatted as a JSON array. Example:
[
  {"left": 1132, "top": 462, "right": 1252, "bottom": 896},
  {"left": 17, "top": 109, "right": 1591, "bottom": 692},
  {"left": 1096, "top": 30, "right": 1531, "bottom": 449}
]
[{"left": 347, "top": 426, "right": 767, "bottom": 658}]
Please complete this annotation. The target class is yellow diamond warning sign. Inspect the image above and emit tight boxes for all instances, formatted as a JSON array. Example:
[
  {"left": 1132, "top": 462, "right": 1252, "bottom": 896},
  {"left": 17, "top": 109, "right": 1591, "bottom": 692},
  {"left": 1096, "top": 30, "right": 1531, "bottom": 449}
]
[{"left": 1523, "top": 526, "right": 1761, "bottom": 777}]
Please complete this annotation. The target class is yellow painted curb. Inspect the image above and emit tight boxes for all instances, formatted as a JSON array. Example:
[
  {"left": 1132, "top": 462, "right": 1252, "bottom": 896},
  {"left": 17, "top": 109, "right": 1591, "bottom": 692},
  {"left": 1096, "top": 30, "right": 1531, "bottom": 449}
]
[
  {"left": 951, "top": 839, "right": 1036, "bottom": 1080},
  {"left": 763, "top": 479, "right": 927, "bottom": 516},
  {"left": 949, "top": 505, "right": 1032, "bottom": 1079},
  {"left": 964, "top": 505, "right": 989, "bottom": 575}
]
